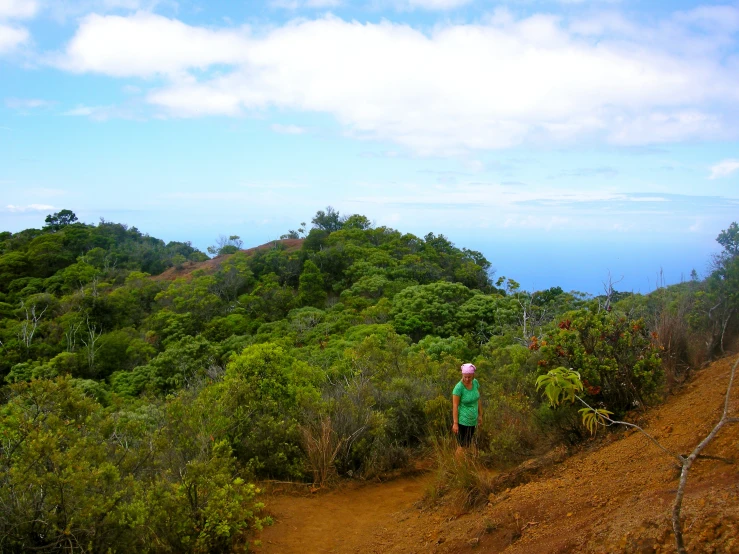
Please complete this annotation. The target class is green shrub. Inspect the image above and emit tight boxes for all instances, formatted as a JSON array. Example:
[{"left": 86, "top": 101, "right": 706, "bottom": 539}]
[
  {"left": 0, "top": 377, "right": 269, "bottom": 553},
  {"left": 539, "top": 307, "right": 663, "bottom": 414},
  {"left": 0, "top": 377, "right": 133, "bottom": 551},
  {"left": 119, "top": 440, "right": 268, "bottom": 554},
  {"left": 216, "top": 343, "right": 322, "bottom": 479}
]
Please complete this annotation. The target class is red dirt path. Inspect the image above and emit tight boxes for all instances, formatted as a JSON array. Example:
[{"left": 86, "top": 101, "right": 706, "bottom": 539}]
[{"left": 257, "top": 475, "right": 430, "bottom": 553}]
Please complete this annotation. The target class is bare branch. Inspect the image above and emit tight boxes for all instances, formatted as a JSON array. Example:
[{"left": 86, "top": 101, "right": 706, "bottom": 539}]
[
  {"left": 80, "top": 317, "right": 103, "bottom": 373},
  {"left": 600, "top": 271, "right": 624, "bottom": 312},
  {"left": 17, "top": 301, "right": 48, "bottom": 349},
  {"left": 673, "top": 355, "right": 739, "bottom": 553},
  {"left": 575, "top": 395, "right": 684, "bottom": 464}
]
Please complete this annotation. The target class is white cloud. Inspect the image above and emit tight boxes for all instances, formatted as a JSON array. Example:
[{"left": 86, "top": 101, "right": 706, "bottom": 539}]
[
  {"left": 148, "top": 85, "right": 241, "bottom": 117},
  {"left": 569, "top": 12, "right": 637, "bottom": 37},
  {"left": 305, "top": 0, "right": 341, "bottom": 5},
  {"left": 0, "top": 0, "right": 37, "bottom": 19},
  {"left": 42, "top": 0, "right": 174, "bottom": 24},
  {"left": 54, "top": 12, "right": 252, "bottom": 77},
  {"left": 403, "top": 0, "right": 472, "bottom": 10},
  {"left": 63, "top": 106, "right": 98, "bottom": 116},
  {"left": 688, "top": 218, "right": 704, "bottom": 232},
  {"left": 557, "top": 0, "right": 621, "bottom": 4},
  {"left": 271, "top": 123, "right": 306, "bottom": 135},
  {"left": 353, "top": 182, "right": 634, "bottom": 209},
  {"left": 6, "top": 204, "right": 54, "bottom": 212},
  {"left": 709, "top": 159, "right": 739, "bottom": 179},
  {"left": 5, "top": 97, "right": 54, "bottom": 109},
  {"left": 345, "top": 182, "right": 733, "bottom": 236},
  {"left": 628, "top": 197, "right": 667, "bottom": 202},
  {"left": 674, "top": 5, "right": 739, "bottom": 33},
  {"left": 608, "top": 111, "right": 725, "bottom": 145},
  {"left": 54, "top": 11, "right": 739, "bottom": 153},
  {"left": 0, "top": 23, "right": 28, "bottom": 53},
  {"left": 62, "top": 104, "right": 140, "bottom": 121},
  {"left": 102, "top": 0, "right": 160, "bottom": 9},
  {"left": 571, "top": 5, "right": 739, "bottom": 59},
  {"left": 271, "top": 0, "right": 342, "bottom": 9}
]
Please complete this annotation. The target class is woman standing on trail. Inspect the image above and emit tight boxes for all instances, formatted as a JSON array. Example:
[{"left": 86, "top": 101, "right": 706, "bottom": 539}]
[{"left": 452, "top": 363, "right": 482, "bottom": 455}]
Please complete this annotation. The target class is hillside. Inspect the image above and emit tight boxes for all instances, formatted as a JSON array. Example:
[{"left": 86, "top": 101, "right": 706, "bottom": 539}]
[
  {"left": 151, "top": 239, "right": 305, "bottom": 281},
  {"left": 257, "top": 355, "right": 739, "bottom": 553},
  {"left": 1, "top": 212, "right": 738, "bottom": 553}
]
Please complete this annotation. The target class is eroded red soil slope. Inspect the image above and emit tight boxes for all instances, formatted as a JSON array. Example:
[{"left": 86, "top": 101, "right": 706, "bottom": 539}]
[{"left": 256, "top": 355, "right": 739, "bottom": 554}]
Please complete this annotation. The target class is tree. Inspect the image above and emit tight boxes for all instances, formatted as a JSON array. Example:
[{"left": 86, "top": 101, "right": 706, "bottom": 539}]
[
  {"left": 298, "top": 260, "right": 327, "bottom": 308},
  {"left": 238, "top": 273, "right": 296, "bottom": 322},
  {"left": 43, "top": 209, "right": 78, "bottom": 231},
  {"left": 207, "top": 235, "right": 243, "bottom": 257},
  {"left": 716, "top": 222, "right": 739, "bottom": 257},
  {"left": 91, "top": 328, "right": 154, "bottom": 377},
  {"left": 703, "top": 222, "right": 739, "bottom": 356},
  {"left": 0, "top": 251, "right": 28, "bottom": 291},
  {"left": 25, "top": 233, "right": 73, "bottom": 277},
  {"left": 300, "top": 228, "right": 327, "bottom": 253},
  {"left": 311, "top": 206, "right": 345, "bottom": 233},
  {"left": 56, "top": 260, "right": 99, "bottom": 293},
  {"left": 391, "top": 282, "right": 475, "bottom": 340},
  {"left": 81, "top": 316, "right": 103, "bottom": 375},
  {"left": 455, "top": 293, "right": 513, "bottom": 341},
  {"left": 129, "top": 335, "right": 218, "bottom": 394},
  {"left": 210, "top": 252, "right": 254, "bottom": 303},
  {"left": 171, "top": 253, "right": 186, "bottom": 269},
  {"left": 281, "top": 222, "right": 307, "bottom": 240},
  {"left": 17, "top": 298, "right": 48, "bottom": 351},
  {"left": 343, "top": 214, "right": 373, "bottom": 231}
]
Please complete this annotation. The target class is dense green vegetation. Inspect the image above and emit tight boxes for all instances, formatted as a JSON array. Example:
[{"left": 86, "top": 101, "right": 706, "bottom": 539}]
[{"left": 1, "top": 208, "right": 737, "bottom": 552}]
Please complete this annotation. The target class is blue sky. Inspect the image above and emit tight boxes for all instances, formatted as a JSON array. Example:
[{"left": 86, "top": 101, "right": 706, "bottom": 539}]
[{"left": 1, "top": 0, "right": 739, "bottom": 293}]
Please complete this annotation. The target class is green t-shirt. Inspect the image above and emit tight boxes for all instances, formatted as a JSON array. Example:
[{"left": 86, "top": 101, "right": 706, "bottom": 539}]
[{"left": 453, "top": 379, "right": 480, "bottom": 427}]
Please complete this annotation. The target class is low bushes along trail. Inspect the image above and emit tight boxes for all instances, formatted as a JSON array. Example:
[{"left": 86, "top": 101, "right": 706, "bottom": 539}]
[{"left": 256, "top": 355, "right": 739, "bottom": 553}]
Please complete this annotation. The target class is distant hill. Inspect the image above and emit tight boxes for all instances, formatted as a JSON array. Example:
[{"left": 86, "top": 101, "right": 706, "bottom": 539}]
[{"left": 151, "top": 238, "right": 305, "bottom": 281}]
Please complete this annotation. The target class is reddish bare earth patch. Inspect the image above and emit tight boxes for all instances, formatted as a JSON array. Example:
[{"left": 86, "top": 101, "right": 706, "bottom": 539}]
[
  {"left": 255, "top": 356, "right": 739, "bottom": 553},
  {"left": 257, "top": 475, "right": 430, "bottom": 553}
]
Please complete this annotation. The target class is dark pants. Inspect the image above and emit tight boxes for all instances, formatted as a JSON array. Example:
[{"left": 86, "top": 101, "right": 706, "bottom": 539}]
[{"left": 456, "top": 424, "right": 476, "bottom": 447}]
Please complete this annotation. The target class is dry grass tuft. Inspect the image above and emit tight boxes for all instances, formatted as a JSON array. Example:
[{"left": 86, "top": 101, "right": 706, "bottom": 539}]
[
  {"left": 425, "top": 436, "right": 496, "bottom": 510},
  {"left": 299, "top": 415, "right": 342, "bottom": 488}
]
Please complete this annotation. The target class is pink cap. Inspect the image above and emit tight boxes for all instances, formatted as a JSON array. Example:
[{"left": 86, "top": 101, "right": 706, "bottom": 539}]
[{"left": 461, "top": 363, "right": 476, "bottom": 374}]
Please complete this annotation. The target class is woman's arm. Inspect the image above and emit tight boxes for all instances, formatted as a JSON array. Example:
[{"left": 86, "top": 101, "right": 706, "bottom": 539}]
[{"left": 452, "top": 394, "right": 460, "bottom": 434}]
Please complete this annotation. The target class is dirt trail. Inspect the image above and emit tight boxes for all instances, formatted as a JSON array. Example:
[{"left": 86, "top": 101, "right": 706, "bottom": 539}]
[
  {"left": 256, "top": 475, "right": 430, "bottom": 553},
  {"left": 255, "top": 356, "right": 739, "bottom": 553}
]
